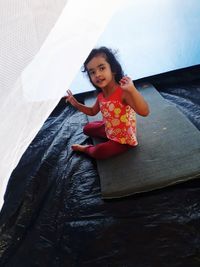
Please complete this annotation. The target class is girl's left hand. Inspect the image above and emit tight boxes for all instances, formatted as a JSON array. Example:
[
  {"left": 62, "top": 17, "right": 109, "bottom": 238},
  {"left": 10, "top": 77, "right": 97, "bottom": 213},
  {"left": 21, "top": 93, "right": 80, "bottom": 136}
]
[
  {"left": 119, "top": 76, "right": 134, "bottom": 92},
  {"left": 119, "top": 76, "right": 150, "bottom": 116}
]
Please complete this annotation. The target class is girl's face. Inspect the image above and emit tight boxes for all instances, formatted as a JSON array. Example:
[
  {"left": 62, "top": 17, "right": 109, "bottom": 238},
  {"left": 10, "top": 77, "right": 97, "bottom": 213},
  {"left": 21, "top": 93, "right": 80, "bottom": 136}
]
[{"left": 86, "top": 55, "right": 116, "bottom": 90}]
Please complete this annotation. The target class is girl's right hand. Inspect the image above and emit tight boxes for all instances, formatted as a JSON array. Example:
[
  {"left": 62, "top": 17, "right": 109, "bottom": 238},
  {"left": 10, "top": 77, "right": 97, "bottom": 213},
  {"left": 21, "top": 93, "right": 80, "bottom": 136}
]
[{"left": 65, "top": 89, "right": 79, "bottom": 108}]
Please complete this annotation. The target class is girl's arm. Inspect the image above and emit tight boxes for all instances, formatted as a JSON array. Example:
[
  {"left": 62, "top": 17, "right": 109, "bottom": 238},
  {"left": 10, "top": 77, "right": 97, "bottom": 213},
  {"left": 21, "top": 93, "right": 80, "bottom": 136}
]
[
  {"left": 120, "top": 76, "right": 150, "bottom": 116},
  {"left": 66, "top": 89, "right": 100, "bottom": 116}
]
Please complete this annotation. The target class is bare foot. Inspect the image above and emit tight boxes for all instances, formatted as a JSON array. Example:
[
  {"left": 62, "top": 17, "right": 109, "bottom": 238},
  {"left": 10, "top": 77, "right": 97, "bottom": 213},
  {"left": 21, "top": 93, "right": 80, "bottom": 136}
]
[{"left": 71, "top": 144, "right": 89, "bottom": 152}]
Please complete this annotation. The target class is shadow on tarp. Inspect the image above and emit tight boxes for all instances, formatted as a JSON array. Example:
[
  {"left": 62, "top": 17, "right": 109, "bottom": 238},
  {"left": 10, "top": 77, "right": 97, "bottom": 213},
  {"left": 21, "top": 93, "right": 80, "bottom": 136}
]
[{"left": 0, "top": 71, "right": 200, "bottom": 267}]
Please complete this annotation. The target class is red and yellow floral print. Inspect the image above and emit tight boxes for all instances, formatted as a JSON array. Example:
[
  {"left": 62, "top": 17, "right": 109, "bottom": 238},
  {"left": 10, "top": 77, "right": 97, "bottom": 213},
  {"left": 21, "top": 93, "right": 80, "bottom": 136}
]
[{"left": 97, "top": 87, "right": 138, "bottom": 146}]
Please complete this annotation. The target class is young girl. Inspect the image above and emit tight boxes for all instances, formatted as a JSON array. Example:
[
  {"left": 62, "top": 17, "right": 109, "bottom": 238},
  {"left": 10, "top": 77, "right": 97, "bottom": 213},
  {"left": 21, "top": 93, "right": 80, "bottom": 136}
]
[{"left": 66, "top": 47, "right": 149, "bottom": 160}]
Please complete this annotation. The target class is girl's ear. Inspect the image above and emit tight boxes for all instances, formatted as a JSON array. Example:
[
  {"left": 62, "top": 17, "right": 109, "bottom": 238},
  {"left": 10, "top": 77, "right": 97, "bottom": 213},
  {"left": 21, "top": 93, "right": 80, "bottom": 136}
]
[{"left": 113, "top": 72, "right": 117, "bottom": 80}]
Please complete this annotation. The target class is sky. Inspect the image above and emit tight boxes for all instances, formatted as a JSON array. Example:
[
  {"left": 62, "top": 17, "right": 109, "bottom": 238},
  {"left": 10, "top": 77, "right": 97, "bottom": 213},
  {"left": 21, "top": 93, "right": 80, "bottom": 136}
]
[{"left": 71, "top": 0, "right": 200, "bottom": 94}]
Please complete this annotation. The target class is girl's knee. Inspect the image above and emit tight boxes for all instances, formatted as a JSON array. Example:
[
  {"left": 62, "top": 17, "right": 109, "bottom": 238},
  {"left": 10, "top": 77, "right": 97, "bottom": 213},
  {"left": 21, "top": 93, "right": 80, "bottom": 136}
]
[{"left": 83, "top": 123, "right": 91, "bottom": 135}]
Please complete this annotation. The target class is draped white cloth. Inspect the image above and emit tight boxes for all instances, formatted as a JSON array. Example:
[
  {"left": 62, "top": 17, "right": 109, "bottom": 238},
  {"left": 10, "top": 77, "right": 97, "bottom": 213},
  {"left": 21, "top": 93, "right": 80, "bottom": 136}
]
[{"left": 0, "top": 0, "right": 122, "bottom": 209}]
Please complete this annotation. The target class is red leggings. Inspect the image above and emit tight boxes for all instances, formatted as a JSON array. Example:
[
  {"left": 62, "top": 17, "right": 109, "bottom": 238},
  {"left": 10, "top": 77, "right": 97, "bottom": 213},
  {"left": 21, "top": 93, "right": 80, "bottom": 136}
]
[{"left": 83, "top": 121, "right": 131, "bottom": 160}]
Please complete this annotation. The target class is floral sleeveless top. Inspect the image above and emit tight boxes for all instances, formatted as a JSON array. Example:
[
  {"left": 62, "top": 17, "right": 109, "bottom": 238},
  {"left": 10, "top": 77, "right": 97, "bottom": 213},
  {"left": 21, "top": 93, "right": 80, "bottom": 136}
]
[{"left": 97, "top": 87, "right": 138, "bottom": 146}]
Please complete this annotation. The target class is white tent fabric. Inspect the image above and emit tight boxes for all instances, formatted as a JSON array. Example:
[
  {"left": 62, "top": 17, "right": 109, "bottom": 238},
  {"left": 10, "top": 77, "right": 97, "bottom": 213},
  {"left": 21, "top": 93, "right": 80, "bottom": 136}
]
[{"left": 0, "top": 0, "right": 123, "bottom": 209}]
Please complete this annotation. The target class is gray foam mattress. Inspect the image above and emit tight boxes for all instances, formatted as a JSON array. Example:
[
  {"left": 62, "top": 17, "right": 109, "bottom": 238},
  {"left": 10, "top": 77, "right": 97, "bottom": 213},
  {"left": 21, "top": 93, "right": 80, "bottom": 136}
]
[{"left": 85, "top": 83, "right": 200, "bottom": 198}]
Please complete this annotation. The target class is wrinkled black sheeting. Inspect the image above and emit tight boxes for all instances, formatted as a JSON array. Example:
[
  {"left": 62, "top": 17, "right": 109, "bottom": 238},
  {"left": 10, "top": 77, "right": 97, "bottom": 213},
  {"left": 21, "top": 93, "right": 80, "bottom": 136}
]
[
  {"left": 0, "top": 89, "right": 200, "bottom": 267},
  {"left": 157, "top": 80, "right": 200, "bottom": 130}
]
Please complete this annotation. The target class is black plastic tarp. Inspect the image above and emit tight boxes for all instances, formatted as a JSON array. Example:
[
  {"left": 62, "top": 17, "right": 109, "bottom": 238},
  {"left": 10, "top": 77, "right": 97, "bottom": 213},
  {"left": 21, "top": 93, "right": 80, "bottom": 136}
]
[{"left": 0, "top": 74, "right": 200, "bottom": 267}]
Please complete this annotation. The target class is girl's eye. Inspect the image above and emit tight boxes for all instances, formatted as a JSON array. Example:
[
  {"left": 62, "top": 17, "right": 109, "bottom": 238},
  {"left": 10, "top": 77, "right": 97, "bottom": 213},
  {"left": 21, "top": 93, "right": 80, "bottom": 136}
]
[
  {"left": 100, "top": 66, "right": 105, "bottom": 71},
  {"left": 89, "top": 71, "right": 95, "bottom": 76}
]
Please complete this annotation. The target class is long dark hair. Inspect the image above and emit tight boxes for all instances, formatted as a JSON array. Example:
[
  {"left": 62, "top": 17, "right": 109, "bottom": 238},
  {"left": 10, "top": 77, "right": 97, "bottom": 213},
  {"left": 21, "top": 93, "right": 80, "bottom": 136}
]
[{"left": 82, "top": 46, "right": 124, "bottom": 90}]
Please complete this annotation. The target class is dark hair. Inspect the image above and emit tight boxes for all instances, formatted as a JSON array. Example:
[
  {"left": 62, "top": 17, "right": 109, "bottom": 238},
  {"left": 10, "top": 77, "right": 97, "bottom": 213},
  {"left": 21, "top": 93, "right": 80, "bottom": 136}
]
[{"left": 82, "top": 46, "right": 124, "bottom": 90}]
